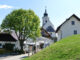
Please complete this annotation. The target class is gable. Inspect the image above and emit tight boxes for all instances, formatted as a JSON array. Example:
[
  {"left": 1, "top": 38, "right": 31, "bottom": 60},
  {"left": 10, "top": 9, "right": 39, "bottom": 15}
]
[{"left": 56, "top": 14, "right": 80, "bottom": 32}]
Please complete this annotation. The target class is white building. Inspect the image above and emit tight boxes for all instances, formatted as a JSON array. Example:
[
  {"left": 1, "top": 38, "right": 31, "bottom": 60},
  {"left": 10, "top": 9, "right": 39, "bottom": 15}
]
[
  {"left": 0, "top": 32, "right": 20, "bottom": 50},
  {"left": 23, "top": 37, "right": 53, "bottom": 52},
  {"left": 41, "top": 9, "right": 56, "bottom": 38},
  {"left": 56, "top": 14, "right": 80, "bottom": 40}
]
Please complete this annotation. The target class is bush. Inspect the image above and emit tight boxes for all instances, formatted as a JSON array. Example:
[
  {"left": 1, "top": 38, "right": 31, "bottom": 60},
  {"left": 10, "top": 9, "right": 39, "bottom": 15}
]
[
  {"left": 0, "top": 49, "right": 6, "bottom": 54},
  {"left": 14, "top": 49, "right": 24, "bottom": 54},
  {"left": 3, "top": 43, "right": 15, "bottom": 51},
  {"left": 0, "top": 48, "right": 11, "bottom": 54}
]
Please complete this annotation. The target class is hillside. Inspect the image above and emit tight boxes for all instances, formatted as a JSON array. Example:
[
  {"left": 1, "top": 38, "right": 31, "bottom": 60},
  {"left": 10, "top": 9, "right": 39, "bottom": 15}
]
[{"left": 23, "top": 35, "right": 80, "bottom": 60}]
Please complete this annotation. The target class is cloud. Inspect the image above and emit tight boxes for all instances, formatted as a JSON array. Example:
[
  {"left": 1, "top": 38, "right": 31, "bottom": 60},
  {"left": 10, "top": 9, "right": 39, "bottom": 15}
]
[{"left": 0, "top": 5, "right": 13, "bottom": 9}]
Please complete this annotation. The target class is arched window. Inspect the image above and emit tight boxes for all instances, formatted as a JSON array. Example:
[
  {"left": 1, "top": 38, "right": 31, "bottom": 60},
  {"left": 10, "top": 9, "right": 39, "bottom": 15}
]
[{"left": 45, "top": 20, "right": 47, "bottom": 23}]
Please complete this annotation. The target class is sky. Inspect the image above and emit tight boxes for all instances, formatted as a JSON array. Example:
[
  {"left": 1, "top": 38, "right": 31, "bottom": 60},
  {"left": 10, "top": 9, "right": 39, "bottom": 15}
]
[{"left": 0, "top": 0, "right": 80, "bottom": 29}]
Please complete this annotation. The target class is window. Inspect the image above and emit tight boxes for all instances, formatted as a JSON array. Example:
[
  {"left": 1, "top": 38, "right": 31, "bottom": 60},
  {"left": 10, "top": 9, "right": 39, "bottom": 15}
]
[
  {"left": 50, "top": 33, "right": 52, "bottom": 35},
  {"left": 0, "top": 44, "right": 2, "bottom": 48},
  {"left": 74, "top": 30, "right": 77, "bottom": 34},
  {"left": 71, "top": 21, "right": 75, "bottom": 25},
  {"left": 0, "top": 44, "right": 2, "bottom": 46},
  {"left": 45, "top": 20, "right": 47, "bottom": 23}
]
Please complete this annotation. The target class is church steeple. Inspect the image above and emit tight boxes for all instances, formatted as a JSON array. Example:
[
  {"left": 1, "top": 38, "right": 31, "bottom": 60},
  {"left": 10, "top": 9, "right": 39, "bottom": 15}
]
[
  {"left": 42, "top": 8, "right": 49, "bottom": 26},
  {"left": 44, "top": 8, "right": 48, "bottom": 17},
  {"left": 42, "top": 8, "right": 56, "bottom": 38}
]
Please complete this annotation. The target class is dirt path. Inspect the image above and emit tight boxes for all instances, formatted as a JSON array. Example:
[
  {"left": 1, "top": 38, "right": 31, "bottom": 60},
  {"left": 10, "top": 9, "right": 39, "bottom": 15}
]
[{"left": 0, "top": 54, "right": 28, "bottom": 60}]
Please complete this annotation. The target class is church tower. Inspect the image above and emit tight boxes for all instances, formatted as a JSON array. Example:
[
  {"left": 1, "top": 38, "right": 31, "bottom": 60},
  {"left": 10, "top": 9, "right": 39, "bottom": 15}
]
[
  {"left": 42, "top": 9, "right": 56, "bottom": 38},
  {"left": 42, "top": 9, "right": 49, "bottom": 26}
]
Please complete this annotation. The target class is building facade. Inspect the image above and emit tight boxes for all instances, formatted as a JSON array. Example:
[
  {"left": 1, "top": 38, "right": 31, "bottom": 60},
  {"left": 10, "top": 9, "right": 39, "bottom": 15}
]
[
  {"left": 0, "top": 32, "right": 20, "bottom": 50},
  {"left": 56, "top": 14, "right": 80, "bottom": 40}
]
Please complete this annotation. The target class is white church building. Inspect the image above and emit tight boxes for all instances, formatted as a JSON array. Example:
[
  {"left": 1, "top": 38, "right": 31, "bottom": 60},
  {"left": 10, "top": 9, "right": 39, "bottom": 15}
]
[
  {"left": 41, "top": 9, "right": 56, "bottom": 38},
  {"left": 56, "top": 14, "right": 80, "bottom": 40}
]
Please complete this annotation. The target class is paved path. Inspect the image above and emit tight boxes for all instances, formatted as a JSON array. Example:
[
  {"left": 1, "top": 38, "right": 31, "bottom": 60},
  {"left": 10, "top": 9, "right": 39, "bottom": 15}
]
[{"left": 0, "top": 54, "right": 28, "bottom": 60}]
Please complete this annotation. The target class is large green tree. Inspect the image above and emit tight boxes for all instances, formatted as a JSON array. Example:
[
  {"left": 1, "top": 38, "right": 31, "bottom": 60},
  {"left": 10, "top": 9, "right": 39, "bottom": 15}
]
[{"left": 1, "top": 9, "right": 41, "bottom": 52}]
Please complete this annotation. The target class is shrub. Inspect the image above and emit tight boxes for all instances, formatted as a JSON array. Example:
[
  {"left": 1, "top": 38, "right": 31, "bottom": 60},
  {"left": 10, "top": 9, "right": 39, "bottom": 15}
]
[
  {"left": 14, "top": 49, "right": 24, "bottom": 54},
  {"left": 3, "top": 43, "right": 15, "bottom": 51}
]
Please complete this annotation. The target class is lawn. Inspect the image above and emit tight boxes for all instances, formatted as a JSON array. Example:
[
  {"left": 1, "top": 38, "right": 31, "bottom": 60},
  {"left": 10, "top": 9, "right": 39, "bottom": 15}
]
[
  {"left": 23, "top": 34, "right": 80, "bottom": 60},
  {"left": 0, "top": 48, "right": 14, "bottom": 54},
  {"left": 0, "top": 49, "right": 10, "bottom": 54}
]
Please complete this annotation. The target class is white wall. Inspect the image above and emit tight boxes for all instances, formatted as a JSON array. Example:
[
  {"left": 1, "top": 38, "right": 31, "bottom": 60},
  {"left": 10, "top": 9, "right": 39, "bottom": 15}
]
[
  {"left": 0, "top": 41, "right": 21, "bottom": 50},
  {"left": 57, "top": 16, "right": 80, "bottom": 40}
]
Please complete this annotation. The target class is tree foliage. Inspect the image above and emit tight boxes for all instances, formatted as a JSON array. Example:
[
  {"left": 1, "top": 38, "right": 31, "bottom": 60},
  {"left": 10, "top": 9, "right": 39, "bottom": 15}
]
[{"left": 1, "top": 9, "right": 41, "bottom": 51}]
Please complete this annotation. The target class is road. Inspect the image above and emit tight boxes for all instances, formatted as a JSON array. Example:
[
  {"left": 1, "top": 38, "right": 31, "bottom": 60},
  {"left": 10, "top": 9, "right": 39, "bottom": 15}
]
[{"left": 0, "top": 54, "right": 28, "bottom": 60}]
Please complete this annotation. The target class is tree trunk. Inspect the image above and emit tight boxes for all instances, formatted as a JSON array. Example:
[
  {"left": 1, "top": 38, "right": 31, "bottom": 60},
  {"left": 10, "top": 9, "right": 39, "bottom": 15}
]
[
  {"left": 19, "top": 40, "right": 24, "bottom": 53},
  {"left": 35, "top": 41, "right": 37, "bottom": 53}
]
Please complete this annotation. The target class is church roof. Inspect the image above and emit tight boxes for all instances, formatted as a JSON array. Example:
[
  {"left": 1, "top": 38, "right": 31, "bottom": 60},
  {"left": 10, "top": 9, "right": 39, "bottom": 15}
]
[
  {"left": 46, "top": 26, "right": 55, "bottom": 32},
  {"left": 56, "top": 14, "right": 80, "bottom": 32}
]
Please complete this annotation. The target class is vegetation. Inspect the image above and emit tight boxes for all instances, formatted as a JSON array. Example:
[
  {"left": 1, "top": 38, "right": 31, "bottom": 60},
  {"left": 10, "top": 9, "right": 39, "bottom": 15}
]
[
  {"left": 3, "top": 43, "right": 15, "bottom": 51},
  {"left": 23, "top": 34, "right": 80, "bottom": 60},
  {"left": 0, "top": 44, "right": 22, "bottom": 54},
  {"left": 1, "top": 9, "right": 41, "bottom": 52},
  {"left": 0, "top": 44, "right": 16, "bottom": 54},
  {"left": 0, "top": 49, "right": 10, "bottom": 54}
]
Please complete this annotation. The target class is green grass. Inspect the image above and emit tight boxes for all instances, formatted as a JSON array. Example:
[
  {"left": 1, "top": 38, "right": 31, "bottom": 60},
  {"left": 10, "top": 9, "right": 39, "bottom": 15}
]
[
  {"left": 23, "top": 34, "right": 80, "bottom": 60},
  {"left": 0, "top": 49, "right": 13, "bottom": 54},
  {"left": 0, "top": 49, "right": 9, "bottom": 54}
]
